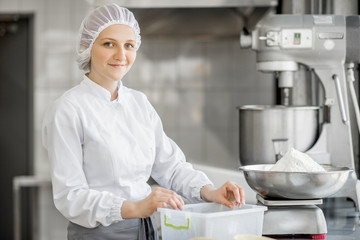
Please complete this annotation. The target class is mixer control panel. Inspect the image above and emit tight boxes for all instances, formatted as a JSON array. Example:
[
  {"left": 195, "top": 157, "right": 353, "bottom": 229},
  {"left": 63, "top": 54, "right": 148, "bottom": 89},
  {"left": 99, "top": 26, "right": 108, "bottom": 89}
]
[
  {"left": 263, "top": 29, "right": 313, "bottom": 48},
  {"left": 280, "top": 29, "right": 312, "bottom": 49}
]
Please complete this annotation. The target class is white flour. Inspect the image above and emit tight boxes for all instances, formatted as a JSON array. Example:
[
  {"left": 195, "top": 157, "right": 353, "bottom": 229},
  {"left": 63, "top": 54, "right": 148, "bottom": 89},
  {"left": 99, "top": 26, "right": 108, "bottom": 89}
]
[{"left": 270, "top": 148, "right": 326, "bottom": 172}]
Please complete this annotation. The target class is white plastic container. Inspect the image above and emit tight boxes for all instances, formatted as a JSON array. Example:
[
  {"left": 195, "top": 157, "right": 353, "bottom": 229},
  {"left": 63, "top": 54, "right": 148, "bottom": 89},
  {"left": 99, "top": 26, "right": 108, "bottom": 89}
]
[{"left": 157, "top": 203, "right": 267, "bottom": 240}]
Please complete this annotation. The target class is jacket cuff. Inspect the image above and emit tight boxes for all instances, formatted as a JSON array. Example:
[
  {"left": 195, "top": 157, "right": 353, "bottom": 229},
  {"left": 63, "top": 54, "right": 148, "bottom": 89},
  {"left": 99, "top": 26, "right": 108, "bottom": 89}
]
[
  {"left": 191, "top": 181, "right": 214, "bottom": 203},
  {"left": 111, "top": 196, "right": 125, "bottom": 222}
]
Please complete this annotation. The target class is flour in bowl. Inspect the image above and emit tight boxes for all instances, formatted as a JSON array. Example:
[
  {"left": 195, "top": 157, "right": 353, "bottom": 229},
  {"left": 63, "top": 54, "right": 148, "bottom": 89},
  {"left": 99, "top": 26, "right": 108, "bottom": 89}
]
[{"left": 270, "top": 148, "right": 326, "bottom": 172}]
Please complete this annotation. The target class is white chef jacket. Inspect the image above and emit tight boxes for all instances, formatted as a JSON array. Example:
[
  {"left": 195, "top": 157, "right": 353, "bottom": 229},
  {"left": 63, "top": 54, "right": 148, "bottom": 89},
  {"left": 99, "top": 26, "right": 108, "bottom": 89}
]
[{"left": 42, "top": 75, "right": 213, "bottom": 228}]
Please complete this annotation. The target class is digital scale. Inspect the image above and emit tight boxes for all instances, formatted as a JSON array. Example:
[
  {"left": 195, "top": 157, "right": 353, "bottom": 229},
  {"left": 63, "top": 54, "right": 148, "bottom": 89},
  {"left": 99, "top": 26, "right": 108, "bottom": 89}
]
[{"left": 257, "top": 195, "right": 327, "bottom": 239}]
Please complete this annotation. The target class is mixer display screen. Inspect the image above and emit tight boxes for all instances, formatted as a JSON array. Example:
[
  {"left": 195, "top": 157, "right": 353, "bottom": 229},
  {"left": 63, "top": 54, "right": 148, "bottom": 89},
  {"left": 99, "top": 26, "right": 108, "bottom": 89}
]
[{"left": 294, "top": 33, "right": 301, "bottom": 45}]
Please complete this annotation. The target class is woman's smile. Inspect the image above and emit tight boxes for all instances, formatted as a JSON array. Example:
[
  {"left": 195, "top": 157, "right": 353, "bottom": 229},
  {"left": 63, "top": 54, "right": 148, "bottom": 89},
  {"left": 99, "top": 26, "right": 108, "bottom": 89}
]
[{"left": 108, "top": 62, "right": 127, "bottom": 68}]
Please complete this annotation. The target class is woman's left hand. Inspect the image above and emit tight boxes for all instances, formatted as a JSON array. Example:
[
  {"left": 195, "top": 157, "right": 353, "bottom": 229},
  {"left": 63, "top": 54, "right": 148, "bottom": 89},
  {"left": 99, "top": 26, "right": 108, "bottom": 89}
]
[{"left": 200, "top": 181, "right": 245, "bottom": 209}]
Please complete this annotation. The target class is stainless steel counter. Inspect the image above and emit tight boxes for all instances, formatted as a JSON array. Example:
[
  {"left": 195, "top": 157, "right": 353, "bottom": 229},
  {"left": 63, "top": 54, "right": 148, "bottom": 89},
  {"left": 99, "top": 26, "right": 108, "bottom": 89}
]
[{"left": 321, "top": 198, "right": 360, "bottom": 240}]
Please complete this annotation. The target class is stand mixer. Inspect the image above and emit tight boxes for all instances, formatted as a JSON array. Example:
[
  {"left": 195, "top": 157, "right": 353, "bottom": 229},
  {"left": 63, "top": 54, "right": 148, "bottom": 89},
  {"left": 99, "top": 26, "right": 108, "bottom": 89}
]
[{"left": 239, "top": 14, "right": 360, "bottom": 238}]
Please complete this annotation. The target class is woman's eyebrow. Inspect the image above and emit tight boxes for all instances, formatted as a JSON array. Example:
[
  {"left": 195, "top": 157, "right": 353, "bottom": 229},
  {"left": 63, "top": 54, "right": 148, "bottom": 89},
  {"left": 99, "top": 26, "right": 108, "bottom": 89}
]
[
  {"left": 100, "top": 38, "right": 136, "bottom": 42},
  {"left": 99, "top": 37, "right": 116, "bottom": 41}
]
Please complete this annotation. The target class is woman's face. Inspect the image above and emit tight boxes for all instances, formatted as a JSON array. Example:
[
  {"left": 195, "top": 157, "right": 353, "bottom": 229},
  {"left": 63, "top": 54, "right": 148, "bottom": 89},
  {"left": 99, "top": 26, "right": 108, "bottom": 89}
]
[{"left": 89, "top": 24, "right": 137, "bottom": 86}]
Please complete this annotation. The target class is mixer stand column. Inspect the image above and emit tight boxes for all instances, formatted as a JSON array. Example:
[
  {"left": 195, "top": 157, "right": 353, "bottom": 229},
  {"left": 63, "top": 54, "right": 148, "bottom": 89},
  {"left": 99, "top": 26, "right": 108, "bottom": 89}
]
[{"left": 278, "top": 71, "right": 294, "bottom": 105}]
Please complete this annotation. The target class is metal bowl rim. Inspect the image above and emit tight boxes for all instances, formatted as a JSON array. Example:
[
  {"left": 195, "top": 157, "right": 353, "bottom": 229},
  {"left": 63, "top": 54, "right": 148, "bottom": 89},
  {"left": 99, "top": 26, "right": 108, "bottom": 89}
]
[{"left": 239, "top": 164, "right": 353, "bottom": 174}]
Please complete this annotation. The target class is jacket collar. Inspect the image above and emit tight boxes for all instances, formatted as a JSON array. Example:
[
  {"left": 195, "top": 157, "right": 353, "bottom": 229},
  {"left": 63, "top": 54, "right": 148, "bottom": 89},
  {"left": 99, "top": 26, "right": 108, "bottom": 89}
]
[{"left": 82, "top": 75, "right": 124, "bottom": 102}]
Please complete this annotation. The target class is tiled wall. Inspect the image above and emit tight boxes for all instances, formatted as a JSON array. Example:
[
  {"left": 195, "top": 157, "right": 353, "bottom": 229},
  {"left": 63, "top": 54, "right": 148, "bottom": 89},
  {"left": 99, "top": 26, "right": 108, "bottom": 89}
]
[{"left": 0, "top": 0, "right": 274, "bottom": 239}]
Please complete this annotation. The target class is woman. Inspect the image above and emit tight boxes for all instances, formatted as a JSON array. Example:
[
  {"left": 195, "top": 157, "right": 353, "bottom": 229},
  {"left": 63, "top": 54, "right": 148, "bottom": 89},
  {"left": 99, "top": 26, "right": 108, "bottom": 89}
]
[{"left": 42, "top": 3, "right": 245, "bottom": 240}]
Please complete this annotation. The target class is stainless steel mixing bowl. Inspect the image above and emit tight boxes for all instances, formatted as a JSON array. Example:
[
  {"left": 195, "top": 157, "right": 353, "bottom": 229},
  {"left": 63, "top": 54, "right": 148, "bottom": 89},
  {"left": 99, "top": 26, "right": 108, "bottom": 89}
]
[
  {"left": 238, "top": 105, "right": 320, "bottom": 165},
  {"left": 239, "top": 164, "right": 352, "bottom": 199}
]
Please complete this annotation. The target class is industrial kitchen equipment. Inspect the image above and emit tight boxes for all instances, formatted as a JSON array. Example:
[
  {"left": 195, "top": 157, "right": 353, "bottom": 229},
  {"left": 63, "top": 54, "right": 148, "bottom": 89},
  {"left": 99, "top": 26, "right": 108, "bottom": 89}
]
[{"left": 239, "top": 14, "right": 360, "bottom": 238}]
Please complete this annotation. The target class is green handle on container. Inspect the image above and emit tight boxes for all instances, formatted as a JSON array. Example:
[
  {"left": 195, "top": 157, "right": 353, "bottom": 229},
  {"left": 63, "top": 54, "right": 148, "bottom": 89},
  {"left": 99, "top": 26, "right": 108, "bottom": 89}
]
[{"left": 164, "top": 214, "right": 191, "bottom": 230}]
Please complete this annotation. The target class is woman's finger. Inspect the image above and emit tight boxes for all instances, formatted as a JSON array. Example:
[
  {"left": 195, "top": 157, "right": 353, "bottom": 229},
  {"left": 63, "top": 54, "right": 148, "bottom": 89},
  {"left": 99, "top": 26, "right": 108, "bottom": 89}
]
[
  {"left": 222, "top": 181, "right": 246, "bottom": 207},
  {"left": 152, "top": 189, "right": 184, "bottom": 210},
  {"left": 167, "top": 193, "right": 184, "bottom": 210},
  {"left": 222, "top": 198, "right": 235, "bottom": 209},
  {"left": 156, "top": 187, "right": 175, "bottom": 195},
  {"left": 168, "top": 198, "right": 178, "bottom": 210},
  {"left": 221, "top": 182, "right": 237, "bottom": 201},
  {"left": 238, "top": 185, "right": 246, "bottom": 205},
  {"left": 173, "top": 195, "right": 184, "bottom": 210},
  {"left": 228, "top": 183, "right": 241, "bottom": 204},
  {"left": 229, "top": 182, "right": 246, "bottom": 205}
]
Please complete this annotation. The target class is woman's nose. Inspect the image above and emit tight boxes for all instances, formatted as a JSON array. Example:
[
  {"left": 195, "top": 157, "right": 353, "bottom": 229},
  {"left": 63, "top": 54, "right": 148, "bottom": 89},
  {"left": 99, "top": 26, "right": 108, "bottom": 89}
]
[{"left": 114, "top": 46, "right": 126, "bottom": 61}]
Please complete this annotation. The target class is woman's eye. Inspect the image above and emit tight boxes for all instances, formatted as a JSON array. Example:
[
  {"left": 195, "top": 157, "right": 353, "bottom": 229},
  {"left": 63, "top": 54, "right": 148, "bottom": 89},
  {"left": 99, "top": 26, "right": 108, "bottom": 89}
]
[
  {"left": 125, "top": 43, "right": 134, "bottom": 48},
  {"left": 104, "top": 42, "right": 114, "bottom": 47}
]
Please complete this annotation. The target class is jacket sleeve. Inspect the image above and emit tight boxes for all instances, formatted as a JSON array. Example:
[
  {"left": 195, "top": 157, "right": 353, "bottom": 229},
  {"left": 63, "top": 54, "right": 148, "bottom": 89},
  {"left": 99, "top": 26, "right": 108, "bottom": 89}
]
[
  {"left": 147, "top": 100, "right": 214, "bottom": 203},
  {"left": 42, "top": 99, "right": 125, "bottom": 228}
]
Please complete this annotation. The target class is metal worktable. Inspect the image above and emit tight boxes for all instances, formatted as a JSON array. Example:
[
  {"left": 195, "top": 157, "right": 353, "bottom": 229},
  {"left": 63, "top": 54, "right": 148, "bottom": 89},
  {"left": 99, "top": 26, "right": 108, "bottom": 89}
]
[
  {"left": 13, "top": 176, "right": 51, "bottom": 240},
  {"left": 322, "top": 198, "right": 360, "bottom": 240}
]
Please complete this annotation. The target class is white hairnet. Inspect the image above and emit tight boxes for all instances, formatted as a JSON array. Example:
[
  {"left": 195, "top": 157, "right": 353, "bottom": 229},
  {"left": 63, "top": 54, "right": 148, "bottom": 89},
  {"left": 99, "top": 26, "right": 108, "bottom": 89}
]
[{"left": 76, "top": 3, "right": 141, "bottom": 72}]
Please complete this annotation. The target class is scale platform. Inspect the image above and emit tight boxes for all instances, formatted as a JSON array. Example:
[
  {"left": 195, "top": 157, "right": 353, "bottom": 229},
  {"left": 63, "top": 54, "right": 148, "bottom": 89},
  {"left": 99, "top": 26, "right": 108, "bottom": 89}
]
[
  {"left": 257, "top": 195, "right": 327, "bottom": 239},
  {"left": 257, "top": 194, "right": 323, "bottom": 206}
]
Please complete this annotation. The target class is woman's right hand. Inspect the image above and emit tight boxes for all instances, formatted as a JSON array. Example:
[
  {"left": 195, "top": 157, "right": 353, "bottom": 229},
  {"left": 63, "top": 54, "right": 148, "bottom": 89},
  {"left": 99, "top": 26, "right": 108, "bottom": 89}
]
[{"left": 121, "top": 187, "right": 184, "bottom": 219}]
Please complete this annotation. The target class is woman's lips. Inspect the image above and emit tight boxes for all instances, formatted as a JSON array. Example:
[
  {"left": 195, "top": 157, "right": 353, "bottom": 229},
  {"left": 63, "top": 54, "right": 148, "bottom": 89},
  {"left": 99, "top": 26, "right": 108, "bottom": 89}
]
[{"left": 109, "top": 63, "right": 126, "bottom": 68}]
